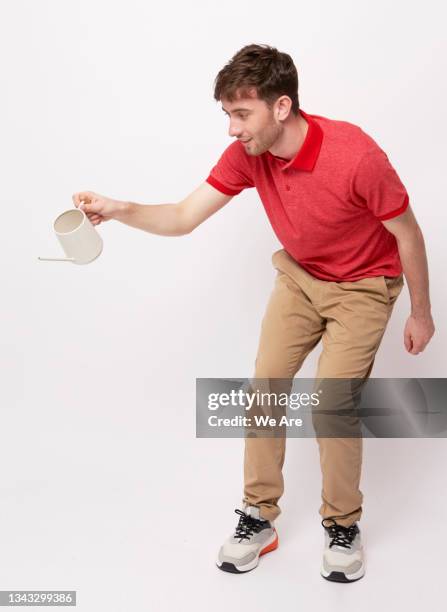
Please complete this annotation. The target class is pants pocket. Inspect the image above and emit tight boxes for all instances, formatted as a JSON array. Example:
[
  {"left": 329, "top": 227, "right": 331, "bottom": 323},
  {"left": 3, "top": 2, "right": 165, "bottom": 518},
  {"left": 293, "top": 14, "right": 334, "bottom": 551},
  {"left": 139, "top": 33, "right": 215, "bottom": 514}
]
[
  {"left": 382, "top": 274, "right": 404, "bottom": 306},
  {"left": 271, "top": 248, "right": 285, "bottom": 269}
]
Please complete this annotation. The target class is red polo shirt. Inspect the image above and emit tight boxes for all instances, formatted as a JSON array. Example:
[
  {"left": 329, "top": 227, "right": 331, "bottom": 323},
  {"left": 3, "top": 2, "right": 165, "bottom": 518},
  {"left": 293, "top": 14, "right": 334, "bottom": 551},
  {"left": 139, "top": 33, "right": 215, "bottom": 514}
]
[{"left": 205, "top": 109, "right": 409, "bottom": 282}]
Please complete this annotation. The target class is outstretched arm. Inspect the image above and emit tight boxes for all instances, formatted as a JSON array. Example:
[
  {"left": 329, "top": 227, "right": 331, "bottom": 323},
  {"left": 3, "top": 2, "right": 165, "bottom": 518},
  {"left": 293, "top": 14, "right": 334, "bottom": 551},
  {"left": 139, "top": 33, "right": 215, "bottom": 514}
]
[{"left": 72, "top": 182, "right": 233, "bottom": 236}]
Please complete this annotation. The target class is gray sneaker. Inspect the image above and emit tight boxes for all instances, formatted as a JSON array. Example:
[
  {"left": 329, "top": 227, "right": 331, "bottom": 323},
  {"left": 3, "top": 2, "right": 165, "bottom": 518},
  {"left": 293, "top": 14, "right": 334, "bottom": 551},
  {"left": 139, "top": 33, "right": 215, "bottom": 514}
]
[
  {"left": 321, "top": 518, "right": 365, "bottom": 582},
  {"left": 216, "top": 506, "right": 279, "bottom": 573}
]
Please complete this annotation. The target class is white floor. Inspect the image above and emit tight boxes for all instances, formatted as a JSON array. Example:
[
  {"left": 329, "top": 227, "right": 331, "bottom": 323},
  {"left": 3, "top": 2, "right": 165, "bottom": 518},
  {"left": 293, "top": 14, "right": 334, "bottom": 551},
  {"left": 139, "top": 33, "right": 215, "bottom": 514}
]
[{"left": 1, "top": 431, "right": 446, "bottom": 611}]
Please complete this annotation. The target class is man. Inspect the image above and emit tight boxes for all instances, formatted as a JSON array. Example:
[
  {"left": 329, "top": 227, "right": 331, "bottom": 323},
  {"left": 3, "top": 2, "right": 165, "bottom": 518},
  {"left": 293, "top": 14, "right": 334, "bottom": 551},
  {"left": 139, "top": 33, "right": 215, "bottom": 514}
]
[{"left": 72, "top": 44, "right": 435, "bottom": 583}]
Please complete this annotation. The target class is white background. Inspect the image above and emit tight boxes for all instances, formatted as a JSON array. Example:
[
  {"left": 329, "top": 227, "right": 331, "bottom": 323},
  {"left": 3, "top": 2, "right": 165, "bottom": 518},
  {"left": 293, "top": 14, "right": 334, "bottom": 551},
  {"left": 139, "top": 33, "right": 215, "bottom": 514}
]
[{"left": 2, "top": 0, "right": 447, "bottom": 610}]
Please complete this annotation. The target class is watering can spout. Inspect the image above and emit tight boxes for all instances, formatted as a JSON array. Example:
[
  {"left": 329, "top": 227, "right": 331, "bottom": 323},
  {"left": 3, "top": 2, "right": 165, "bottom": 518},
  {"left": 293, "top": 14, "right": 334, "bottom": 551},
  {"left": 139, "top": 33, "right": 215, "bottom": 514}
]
[{"left": 38, "top": 256, "right": 75, "bottom": 262}]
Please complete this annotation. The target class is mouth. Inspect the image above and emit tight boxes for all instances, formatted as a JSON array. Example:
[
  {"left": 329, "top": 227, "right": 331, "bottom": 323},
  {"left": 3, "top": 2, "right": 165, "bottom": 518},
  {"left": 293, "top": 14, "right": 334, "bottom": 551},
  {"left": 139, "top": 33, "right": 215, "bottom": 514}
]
[{"left": 240, "top": 138, "right": 252, "bottom": 144}]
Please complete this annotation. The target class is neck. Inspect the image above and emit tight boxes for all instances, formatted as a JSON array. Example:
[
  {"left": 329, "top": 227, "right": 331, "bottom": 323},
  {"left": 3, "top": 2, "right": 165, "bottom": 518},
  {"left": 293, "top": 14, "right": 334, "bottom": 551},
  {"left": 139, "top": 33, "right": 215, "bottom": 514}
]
[{"left": 268, "top": 110, "right": 308, "bottom": 160}]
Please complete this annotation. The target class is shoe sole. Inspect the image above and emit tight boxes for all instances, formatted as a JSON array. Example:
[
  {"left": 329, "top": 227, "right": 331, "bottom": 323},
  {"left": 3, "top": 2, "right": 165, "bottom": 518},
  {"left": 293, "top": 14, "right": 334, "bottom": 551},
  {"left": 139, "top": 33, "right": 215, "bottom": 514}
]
[
  {"left": 321, "top": 565, "right": 365, "bottom": 583},
  {"left": 216, "top": 530, "right": 279, "bottom": 573}
]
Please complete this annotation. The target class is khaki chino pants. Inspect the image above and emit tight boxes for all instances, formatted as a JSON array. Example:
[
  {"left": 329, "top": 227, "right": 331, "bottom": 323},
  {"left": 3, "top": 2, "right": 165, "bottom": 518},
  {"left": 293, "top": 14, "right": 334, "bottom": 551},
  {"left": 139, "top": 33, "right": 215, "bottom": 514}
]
[{"left": 243, "top": 249, "right": 404, "bottom": 527}]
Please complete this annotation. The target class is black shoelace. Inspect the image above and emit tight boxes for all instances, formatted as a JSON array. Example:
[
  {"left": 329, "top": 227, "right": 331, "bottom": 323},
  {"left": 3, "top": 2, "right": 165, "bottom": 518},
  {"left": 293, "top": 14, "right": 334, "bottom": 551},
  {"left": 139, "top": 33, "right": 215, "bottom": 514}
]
[
  {"left": 233, "top": 509, "right": 268, "bottom": 542},
  {"left": 322, "top": 518, "right": 359, "bottom": 549}
]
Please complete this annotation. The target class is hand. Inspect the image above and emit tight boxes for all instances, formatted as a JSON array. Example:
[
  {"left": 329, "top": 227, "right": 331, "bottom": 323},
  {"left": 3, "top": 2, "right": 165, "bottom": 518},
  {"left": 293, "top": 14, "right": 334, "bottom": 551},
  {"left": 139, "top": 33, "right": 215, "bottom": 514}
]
[
  {"left": 403, "top": 313, "right": 435, "bottom": 354},
  {"left": 72, "top": 191, "right": 127, "bottom": 225}
]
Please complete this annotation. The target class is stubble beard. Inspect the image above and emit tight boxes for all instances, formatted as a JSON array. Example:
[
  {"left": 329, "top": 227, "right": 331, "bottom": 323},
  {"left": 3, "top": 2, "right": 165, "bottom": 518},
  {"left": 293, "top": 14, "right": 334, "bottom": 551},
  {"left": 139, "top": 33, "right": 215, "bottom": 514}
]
[{"left": 245, "top": 119, "right": 283, "bottom": 157}]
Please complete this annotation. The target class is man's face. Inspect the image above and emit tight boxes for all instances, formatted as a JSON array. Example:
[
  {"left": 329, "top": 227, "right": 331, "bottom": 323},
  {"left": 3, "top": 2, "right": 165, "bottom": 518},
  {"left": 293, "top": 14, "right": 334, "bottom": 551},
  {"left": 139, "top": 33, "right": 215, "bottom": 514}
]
[{"left": 221, "top": 90, "right": 283, "bottom": 156}]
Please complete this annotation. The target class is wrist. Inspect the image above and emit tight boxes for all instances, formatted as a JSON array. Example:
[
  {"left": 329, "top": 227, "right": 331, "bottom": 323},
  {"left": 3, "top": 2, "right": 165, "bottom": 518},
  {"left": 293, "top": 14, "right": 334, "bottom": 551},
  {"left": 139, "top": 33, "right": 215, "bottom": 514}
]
[
  {"left": 113, "top": 200, "right": 132, "bottom": 221},
  {"left": 411, "top": 306, "right": 432, "bottom": 320}
]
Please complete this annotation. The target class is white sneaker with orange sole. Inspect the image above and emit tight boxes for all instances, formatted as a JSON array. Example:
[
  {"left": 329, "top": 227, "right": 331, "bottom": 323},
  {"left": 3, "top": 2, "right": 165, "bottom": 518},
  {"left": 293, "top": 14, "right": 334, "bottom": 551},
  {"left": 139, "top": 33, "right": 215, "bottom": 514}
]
[{"left": 216, "top": 506, "right": 279, "bottom": 573}]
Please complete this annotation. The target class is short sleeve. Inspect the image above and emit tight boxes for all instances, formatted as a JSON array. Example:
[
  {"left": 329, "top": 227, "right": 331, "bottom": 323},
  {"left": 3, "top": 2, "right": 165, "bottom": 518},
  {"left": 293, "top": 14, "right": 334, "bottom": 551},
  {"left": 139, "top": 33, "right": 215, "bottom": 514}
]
[
  {"left": 206, "top": 140, "right": 254, "bottom": 196},
  {"left": 350, "top": 147, "right": 409, "bottom": 220}
]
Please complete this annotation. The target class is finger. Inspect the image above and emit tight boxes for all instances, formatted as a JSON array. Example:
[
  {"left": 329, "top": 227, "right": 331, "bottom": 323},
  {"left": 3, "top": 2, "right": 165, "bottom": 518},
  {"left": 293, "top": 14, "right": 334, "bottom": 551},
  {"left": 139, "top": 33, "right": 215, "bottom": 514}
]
[
  {"left": 81, "top": 201, "right": 100, "bottom": 214},
  {"left": 415, "top": 340, "right": 427, "bottom": 353},
  {"left": 410, "top": 339, "right": 424, "bottom": 354},
  {"left": 72, "top": 191, "right": 96, "bottom": 207},
  {"left": 404, "top": 332, "right": 412, "bottom": 352}
]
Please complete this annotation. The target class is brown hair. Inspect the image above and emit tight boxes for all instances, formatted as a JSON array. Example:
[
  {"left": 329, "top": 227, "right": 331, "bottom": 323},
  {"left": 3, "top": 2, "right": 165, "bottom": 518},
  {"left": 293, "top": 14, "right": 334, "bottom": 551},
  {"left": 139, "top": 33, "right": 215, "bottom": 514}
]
[{"left": 213, "top": 44, "right": 300, "bottom": 116}]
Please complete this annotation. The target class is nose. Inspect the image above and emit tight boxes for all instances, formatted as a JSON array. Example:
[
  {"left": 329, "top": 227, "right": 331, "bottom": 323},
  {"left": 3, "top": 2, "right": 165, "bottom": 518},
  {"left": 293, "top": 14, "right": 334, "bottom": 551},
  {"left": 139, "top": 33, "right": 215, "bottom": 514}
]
[{"left": 228, "top": 121, "right": 242, "bottom": 139}]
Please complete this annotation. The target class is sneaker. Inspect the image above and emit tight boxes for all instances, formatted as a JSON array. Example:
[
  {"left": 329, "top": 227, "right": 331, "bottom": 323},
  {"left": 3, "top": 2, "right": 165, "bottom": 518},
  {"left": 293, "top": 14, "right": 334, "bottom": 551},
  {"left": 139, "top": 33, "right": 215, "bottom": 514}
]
[
  {"left": 216, "top": 506, "right": 279, "bottom": 573},
  {"left": 320, "top": 518, "right": 365, "bottom": 583}
]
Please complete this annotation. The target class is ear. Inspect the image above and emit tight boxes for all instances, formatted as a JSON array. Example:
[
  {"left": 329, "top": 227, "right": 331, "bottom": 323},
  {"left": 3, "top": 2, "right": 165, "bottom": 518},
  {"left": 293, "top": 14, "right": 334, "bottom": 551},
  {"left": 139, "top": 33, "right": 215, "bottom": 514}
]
[{"left": 276, "top": 96, "right": 292, "bottom": 121}]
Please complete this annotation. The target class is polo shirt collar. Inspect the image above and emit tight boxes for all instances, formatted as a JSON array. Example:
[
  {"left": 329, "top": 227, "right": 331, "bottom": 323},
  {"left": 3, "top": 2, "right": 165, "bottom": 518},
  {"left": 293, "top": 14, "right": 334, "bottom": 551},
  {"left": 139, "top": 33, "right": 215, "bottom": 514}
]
[{"left": 266, "top": 109, "right": 324, "bottom": 172}]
